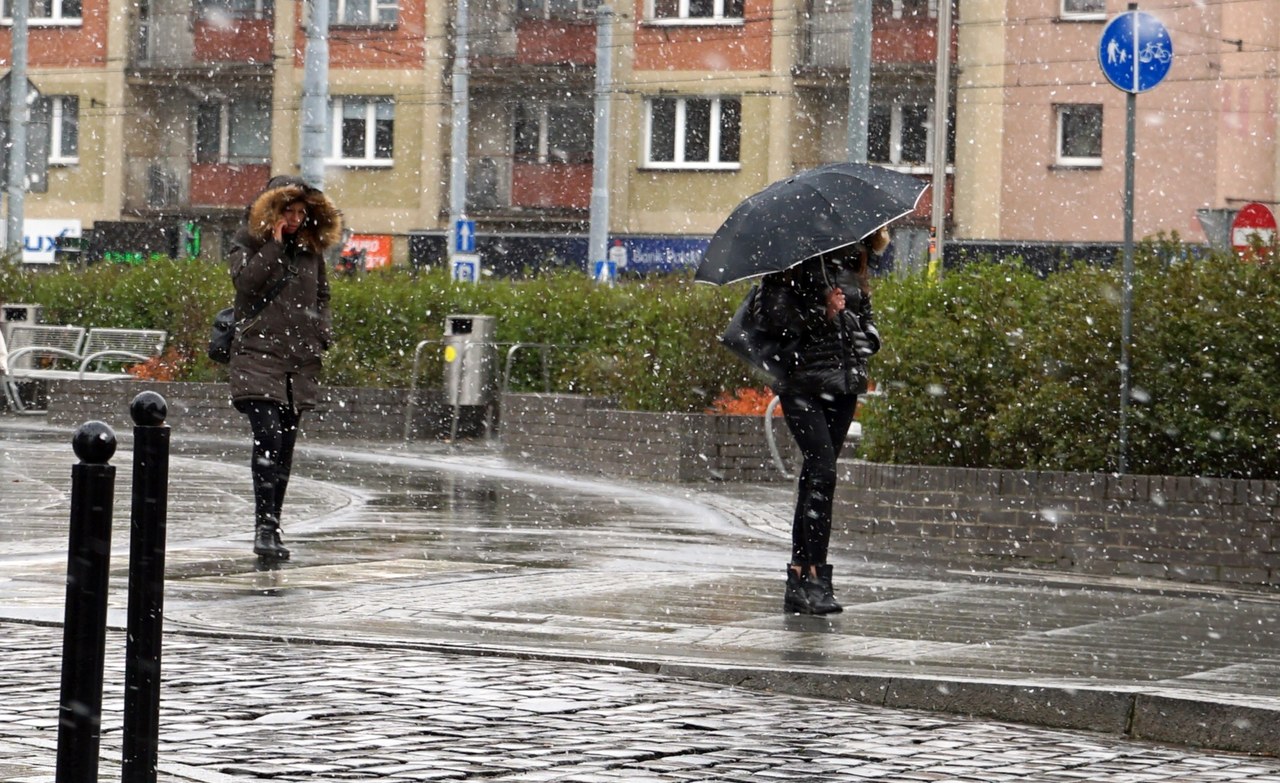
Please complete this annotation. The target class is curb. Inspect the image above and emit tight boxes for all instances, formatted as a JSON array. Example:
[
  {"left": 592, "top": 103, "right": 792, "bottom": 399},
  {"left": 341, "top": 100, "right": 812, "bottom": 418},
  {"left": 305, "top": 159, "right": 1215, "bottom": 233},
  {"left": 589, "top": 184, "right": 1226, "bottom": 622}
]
[{"left": 136, "top": 620, "right": 1280, "bottom": 759}]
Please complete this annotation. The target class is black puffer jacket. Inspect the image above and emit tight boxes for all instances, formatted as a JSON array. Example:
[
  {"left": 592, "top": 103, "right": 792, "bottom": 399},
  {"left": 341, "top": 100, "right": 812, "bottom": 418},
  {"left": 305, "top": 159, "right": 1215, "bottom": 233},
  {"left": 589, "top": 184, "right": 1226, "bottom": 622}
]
[
  {"left": 227, "top": 176, "right": 342, "bottom": 411},
  {"left": 756, "top": 259, "right": 879, "bottom": 397}
]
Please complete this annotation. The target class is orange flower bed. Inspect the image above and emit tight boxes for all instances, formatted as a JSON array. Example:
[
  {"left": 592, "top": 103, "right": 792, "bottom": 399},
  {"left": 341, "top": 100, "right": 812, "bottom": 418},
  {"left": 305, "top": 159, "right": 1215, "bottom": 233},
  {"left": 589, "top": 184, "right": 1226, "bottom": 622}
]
[
  {"left": 708, "top": 387, "right": 781, "bottom": 416},
  {"left": 128, "top": 347, "right": 189, "bottom": 382}
]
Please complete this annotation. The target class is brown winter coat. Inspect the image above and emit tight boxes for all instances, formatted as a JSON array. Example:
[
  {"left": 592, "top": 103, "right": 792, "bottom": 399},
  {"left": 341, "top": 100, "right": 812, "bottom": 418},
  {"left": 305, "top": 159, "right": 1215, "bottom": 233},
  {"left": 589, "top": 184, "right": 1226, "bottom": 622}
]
[{"left": 227, "top": 178, "right": 342, "bottom": 411}]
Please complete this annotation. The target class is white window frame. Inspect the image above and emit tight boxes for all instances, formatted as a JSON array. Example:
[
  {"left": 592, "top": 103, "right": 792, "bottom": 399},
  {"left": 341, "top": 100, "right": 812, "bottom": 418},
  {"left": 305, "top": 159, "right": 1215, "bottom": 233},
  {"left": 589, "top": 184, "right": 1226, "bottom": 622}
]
[
  {"left": 644, "top": 96, "right": 741, "bottom": 171},
  {"left": 193, "top": 98, "right": 271, "bottom": 165},
  {"left": 1, "top": 0, "right": 81, "bottom": 25},
  {"left": 1060, "top": 0, "right": 1105, "bottom": 21},
  {"left": 517, "top": 0, "right": 590, "bottom": 20},
  {"left": 47, "top": 96, "right": 78, "bottom": 166},
  {"left": 881, "top": 0, "right": 938, "bottom": 19},
  {"left": 1056, "top": 104, "right": 1103, "bottom": 167},
  {"left": 326, "top": 96, "right": 395, "bottom": 167},
  {"left": 197, "top": 0, "right": 271, "bottom": 21},
  {"left": 646, "top": 0, "right": 744, "bottom": 26},
  {"left": 514, "top": 100, "right": 593, "bottom": 165},
  {"left": 870, "top": 102, "right": 934, "bottom": 172},
  {"left": 330, "top": 0, "right": 398, "bottom": 26}
]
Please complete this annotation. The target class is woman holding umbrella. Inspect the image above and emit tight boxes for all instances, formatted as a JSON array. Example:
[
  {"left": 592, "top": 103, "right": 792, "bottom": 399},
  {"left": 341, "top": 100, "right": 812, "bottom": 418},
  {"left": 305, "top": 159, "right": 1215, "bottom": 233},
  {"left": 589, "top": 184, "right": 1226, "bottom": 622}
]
[{"left": 757, "top": 228, "right": 888, "bottom": 615}]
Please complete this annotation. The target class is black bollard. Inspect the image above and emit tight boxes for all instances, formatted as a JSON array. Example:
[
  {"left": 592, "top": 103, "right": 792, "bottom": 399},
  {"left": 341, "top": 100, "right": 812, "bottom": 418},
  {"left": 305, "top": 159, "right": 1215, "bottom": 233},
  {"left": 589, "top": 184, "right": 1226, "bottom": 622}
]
[
  {"left": 56, "top": 420, "right": 118, "bottom": 783},
  {"left": 121, "top": 392, "right": 170, "bottom": 783}
]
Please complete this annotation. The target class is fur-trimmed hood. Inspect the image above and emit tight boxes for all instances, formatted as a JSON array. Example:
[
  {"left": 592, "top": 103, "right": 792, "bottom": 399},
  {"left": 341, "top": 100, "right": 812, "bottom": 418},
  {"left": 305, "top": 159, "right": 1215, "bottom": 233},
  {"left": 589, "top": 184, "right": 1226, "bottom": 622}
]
[{"left": 246, "top": 175, "right": 343, "bottom": 253}]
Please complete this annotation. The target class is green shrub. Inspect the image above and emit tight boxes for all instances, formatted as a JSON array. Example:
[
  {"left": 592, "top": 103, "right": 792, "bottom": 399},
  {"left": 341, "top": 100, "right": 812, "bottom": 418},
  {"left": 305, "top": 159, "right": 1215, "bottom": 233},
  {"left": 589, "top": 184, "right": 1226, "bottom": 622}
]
[
  {"left": 860, "top": 244, "right": 1280, "bottom": 479},
  {"left": 5, "top": 242, "right": 1276, "bottom": 478}
]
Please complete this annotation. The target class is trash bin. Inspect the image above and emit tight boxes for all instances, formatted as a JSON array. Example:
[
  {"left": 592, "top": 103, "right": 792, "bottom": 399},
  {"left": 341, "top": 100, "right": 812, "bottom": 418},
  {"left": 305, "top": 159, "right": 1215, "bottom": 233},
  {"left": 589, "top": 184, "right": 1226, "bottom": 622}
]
[
  {"left": 0, "top": 303, "right": 42, "bottom": 341},
  {"left": 443, "top": 314, "right": 496, "bottom": 406}
]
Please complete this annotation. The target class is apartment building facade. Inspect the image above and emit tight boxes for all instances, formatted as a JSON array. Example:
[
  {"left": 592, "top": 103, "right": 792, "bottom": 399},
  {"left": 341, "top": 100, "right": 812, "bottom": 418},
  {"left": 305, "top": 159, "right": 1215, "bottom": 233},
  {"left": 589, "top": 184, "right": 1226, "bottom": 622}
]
[
  {"left": 0, "top": 0, "right": 948, "bottom": 270},
  {"left": 954, "top": 0, "right": 1280, "bottom": 255}
]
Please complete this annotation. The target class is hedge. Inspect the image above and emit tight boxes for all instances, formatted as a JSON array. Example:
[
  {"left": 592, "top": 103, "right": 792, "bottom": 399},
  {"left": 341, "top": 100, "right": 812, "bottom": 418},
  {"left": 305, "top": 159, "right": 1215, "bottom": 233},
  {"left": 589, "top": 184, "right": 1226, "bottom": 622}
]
[{"left": 3, "top": 239, "right": 1276, "bottom": 478}]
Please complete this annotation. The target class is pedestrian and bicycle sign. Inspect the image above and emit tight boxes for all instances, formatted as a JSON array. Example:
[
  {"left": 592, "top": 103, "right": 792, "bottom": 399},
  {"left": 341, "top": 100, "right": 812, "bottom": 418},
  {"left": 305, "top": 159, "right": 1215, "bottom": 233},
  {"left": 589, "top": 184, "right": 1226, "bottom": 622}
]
[{"left": 1098, "top": 10, "right": 1173, "bottom": 94}]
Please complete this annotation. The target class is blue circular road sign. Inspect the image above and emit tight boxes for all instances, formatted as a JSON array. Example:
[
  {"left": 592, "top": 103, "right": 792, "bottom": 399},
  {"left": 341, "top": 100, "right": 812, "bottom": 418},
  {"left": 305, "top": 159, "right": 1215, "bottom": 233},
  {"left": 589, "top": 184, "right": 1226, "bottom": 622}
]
[{"left": 1098, "top": 11, "right": 1173, "bottom": 93}]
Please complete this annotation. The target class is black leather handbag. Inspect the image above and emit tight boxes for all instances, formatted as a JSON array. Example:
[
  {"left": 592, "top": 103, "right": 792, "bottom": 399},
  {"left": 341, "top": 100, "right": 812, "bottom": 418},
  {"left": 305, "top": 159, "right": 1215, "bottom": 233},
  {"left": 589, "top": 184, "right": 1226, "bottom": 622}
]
[
  {"left": 207, "top": 268, "right": 296, "bottom": 364},
  {"left": 720, "top": 284, "right": 789, "bottom": 381}
]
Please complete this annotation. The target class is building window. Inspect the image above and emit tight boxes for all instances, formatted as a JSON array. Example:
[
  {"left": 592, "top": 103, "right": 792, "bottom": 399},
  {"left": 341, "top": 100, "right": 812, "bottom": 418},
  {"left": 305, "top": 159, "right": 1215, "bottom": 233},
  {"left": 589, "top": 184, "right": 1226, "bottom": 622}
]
[
  {"left": 194, "top": 98, "right": 271, "bottom": 164},
  {"left": 517, "top": 0, "right": 587, "bottom": 20},
  {"left": 2, "top": 0, "right": 81, "bottom": 24},
  {"left": 869, "top": 102, "right": 932, "bottom": 168},
  {"left": 514, "top": 101, "right": 593, "bottom": 164},
  {"left": 328, "top": 97, "right": 394, "bottom": 166},
  {"left": 197, "top": 0, "right": 272, "bottom": 21},
  {"left": 645, "top": 96, "right": 741, "bottom": 170},
  {"left": 44, "top": 96, "right": 78, "bottom": 165},
  {"left": 1056, "top": 104, "right": 1103, "bottom": 166},
  {"left": 873, "top": 0, "right": 937, "bottom": 18},
  {"left": 330, "top": 0, "right": 397, "bottom": 26},
  {"left": 649, "top": 0, "right": 743, "bottom": 23},
  {"left": 1061, "top": 0, "right": 1104, "bottom": 19}
]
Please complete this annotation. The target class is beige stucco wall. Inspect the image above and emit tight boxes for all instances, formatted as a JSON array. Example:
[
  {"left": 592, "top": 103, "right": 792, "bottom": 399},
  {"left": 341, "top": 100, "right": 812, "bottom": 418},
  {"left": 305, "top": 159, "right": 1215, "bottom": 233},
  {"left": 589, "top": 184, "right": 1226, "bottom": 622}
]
[{"left": 957, "top": 0, "right": 1280, "bottom": 245}]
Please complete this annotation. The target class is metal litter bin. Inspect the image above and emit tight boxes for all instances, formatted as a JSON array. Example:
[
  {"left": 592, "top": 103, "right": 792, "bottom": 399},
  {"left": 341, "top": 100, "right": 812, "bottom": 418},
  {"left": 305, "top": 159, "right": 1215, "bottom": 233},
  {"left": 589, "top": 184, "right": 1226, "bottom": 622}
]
[
  {"left": 1, "top": 303, "right": 42, "bottom": 342},
  {"left": 443, "top": 314, "right": 496, "bottom": 406}
]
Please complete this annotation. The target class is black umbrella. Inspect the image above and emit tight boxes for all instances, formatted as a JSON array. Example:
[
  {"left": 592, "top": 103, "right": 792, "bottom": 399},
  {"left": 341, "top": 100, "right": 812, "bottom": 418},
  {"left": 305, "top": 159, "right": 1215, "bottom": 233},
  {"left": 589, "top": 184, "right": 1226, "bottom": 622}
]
[{"left": 694, "top": 162, "right": 929, "bottom": 285}]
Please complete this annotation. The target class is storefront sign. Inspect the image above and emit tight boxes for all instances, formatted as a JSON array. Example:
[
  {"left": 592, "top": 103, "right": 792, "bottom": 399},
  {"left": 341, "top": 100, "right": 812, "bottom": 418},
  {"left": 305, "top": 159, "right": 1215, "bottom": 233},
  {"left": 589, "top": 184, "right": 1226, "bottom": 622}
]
[{"left": 343, "top": 234, "right": 394, "bottom": 269}]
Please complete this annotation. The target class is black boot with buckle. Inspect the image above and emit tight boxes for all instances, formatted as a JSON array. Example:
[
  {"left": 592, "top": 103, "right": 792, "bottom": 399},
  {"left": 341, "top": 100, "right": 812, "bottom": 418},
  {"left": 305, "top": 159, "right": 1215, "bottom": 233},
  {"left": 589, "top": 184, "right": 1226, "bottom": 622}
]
[
  {"left": 254, "top": 515, "right": 290, "bottom": 560},
  {"left": 808, "top": 564, "right": 842, "bottom": 615},
  {"left": 783, "top": 566, "right": 815, "bottom": 614}
]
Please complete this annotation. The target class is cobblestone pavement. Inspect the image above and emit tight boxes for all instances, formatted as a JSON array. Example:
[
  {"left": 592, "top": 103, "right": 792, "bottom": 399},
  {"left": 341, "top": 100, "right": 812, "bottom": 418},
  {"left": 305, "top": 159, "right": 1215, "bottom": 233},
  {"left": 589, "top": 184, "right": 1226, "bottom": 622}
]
[
  {"left": 2, "top": 423, "right": 1279, "bottom": 780},
  {"left": 4, "top": 623, "right": 1280, "bottom": 783}
]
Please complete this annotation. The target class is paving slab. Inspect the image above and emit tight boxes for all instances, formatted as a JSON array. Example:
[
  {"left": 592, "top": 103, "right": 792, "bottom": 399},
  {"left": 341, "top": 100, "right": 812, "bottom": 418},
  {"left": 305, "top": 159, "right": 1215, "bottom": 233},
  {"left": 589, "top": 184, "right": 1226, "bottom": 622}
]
[{"left": 1, "top": 420, "right": 1279, "bottom": 781}]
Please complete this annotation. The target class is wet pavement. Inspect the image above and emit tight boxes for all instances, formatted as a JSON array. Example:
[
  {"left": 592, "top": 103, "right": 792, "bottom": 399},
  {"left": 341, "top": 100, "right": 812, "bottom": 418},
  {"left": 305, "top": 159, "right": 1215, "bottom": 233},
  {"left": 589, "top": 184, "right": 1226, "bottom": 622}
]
[{"left": 2, "top": 420, "right": 1279, "bottom": 781}]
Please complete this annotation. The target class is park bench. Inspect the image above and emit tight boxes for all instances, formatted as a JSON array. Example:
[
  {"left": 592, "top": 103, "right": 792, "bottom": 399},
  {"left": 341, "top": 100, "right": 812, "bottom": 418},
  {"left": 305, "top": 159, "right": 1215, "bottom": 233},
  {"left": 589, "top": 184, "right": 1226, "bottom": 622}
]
[{"left": 2, "top": 325, "right": 167, "bottom": 414}]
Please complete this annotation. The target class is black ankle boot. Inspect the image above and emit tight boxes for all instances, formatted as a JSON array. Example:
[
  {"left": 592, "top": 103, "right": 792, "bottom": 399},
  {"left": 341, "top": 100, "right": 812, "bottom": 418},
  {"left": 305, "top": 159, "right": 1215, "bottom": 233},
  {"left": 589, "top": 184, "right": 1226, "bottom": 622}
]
[
  {"left": 254, "top": 516, "right": 290, "bottom": 560},
  {"left": 809, "top": 564, "right": 842, "bottom": 615},
  {"left": 783, "top": 567, "right": 816, "bottom": 614}
]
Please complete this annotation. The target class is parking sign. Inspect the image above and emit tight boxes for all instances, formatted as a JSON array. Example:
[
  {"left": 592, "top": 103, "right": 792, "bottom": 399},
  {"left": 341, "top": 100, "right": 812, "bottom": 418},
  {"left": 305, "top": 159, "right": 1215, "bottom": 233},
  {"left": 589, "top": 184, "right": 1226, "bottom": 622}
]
[{"left": 452, "top": 253, "right": 480, "bottom": 283}]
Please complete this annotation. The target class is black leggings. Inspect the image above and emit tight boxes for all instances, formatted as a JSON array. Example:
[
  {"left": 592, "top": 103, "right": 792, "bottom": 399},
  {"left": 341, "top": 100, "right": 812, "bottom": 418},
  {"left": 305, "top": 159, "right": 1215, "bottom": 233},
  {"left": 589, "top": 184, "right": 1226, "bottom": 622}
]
[
  {"left": 779, "top": 391, "right": 857, "bottom": 566},
  {"left": 236, "top": 399, "right": 301, "bottom": 524}
]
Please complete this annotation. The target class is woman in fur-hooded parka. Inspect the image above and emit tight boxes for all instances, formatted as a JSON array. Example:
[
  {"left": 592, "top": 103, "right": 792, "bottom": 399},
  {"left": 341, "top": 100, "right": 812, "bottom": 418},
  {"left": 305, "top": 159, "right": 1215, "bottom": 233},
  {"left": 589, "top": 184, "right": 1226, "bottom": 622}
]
[
  {"left": 227, "top": 175, "right": 341, "bottom": 560},
  {"left": 227, "top": 175, "right": 341, "bottom": 410}
]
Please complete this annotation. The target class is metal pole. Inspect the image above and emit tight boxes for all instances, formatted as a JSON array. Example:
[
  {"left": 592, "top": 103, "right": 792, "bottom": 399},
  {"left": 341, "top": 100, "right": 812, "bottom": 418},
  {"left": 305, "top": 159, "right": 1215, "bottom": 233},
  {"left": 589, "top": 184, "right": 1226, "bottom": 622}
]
[
  {"left": 587, "top": 6, "right": 614, "bottom": 275},
  {"left": 121, "top": 392, "right": 171, "bottom": 783},
  {"left": 846, "top": 0, "right": 871, "bottom": 163},
  {"left": 929, "top": 0, "right": 952, "bottom": 275},
  {"left": 56, "top": 421, "right": 118, "bottom": 783},
  {"left": 299, "top": 0, "right": 330, "bottom": 189},
  {"left": 1118, "top": 87, "right": 1135, "bottom": 475},
  {"left": 5, "top": 0, "right": 28, "bottom": 255},
  {"left": 447, "top": 0, "right": 471, "bottom": 257}
]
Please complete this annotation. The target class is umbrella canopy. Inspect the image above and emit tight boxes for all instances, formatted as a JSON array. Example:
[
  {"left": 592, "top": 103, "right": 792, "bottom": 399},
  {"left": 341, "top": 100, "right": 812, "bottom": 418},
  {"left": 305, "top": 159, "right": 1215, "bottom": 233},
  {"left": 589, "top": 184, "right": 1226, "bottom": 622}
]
[{"left": 694, "top": 162, "right": 929, "bottom": 285}]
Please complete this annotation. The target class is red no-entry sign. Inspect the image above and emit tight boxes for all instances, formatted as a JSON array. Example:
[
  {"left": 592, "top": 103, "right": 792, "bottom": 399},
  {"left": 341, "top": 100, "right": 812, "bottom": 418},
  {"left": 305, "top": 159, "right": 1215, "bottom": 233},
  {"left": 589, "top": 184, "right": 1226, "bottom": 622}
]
[{"left": 1230, "top": 202, "right": 1276, "bottom": 260}]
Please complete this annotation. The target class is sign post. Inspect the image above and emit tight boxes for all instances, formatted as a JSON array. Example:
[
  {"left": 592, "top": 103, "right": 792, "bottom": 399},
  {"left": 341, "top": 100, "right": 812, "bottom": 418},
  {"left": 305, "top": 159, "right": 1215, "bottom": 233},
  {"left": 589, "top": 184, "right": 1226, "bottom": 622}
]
[
  {"left": 1098, "top": 4, "right": 1172, "bottom": 475},
  {"left": 1229, "top": 202, "right": 1276, "bottom": 261}
]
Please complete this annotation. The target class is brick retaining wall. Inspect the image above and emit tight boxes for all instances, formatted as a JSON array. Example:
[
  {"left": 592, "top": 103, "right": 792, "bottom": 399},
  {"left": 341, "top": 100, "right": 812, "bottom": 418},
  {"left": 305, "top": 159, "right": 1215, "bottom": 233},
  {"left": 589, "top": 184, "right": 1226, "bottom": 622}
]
[
  {"left": 833, "top": 463, "right": 1280, "bottom": 585},
  {"left": 499, "top": 393, "right": 795, "bottom": 483},
  {"left": 40, "top": 379, "right": 456, "bottom": 442}
]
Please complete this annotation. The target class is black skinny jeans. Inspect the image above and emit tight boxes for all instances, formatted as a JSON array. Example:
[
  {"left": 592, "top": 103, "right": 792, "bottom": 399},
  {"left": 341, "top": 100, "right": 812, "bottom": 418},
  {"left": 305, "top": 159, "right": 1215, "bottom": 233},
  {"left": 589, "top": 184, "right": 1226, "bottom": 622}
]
[
  {"left": 235, "top": 398, "right": 301, "bottom": 525},
  {"left": 779, "top": 391, "right": 858, "bottom": 566}
]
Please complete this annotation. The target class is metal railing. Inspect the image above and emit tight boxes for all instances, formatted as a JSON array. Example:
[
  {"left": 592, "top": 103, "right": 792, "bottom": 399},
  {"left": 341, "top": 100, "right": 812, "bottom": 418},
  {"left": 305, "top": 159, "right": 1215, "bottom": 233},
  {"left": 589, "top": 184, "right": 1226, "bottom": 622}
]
[
  {"left": 403, "top": 339, "right": 556, "bottom": 442},
  {"left": 763, "top": 386, "right": 883, "bottom": 477}
]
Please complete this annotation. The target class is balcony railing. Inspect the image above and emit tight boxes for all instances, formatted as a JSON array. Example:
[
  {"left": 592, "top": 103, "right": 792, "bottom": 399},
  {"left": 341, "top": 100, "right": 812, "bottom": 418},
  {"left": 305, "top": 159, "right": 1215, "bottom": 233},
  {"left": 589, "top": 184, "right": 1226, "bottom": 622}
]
[
  {"left": 467, "top": 156, "right": 591, "bottom": 213},
  {"left": 798, "top": 10, "right": 947, "bottom": 71},
  {"left": 471, "top": 0, "right": 595, "bottom": 66},
  {"left": 131, "top": 14, "right": 273, "bottom": 69},
  {"left": 124, "top": 158, "right": 269, "bottom": 212}
]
